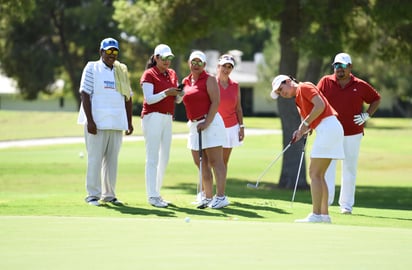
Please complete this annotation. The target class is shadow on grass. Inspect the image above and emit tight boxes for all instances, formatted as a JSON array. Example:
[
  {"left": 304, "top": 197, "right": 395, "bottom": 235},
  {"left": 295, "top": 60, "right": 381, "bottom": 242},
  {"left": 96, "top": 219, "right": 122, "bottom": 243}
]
[
  {"left": 101, "top": 200, "right": 269, "bottom": 219},
  {"left": 101, "top": 203, "right": 177, "bottom": 217},
  {"left": 101, "top": 178, "right": 411, "bottom": 220},
  {"left": 168, "top": 178, "right": 412, "bottom": 212}
]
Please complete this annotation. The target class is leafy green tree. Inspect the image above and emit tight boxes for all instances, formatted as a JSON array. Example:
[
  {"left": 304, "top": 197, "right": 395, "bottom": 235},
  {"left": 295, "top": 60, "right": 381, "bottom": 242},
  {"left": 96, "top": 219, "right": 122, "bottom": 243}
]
[
  {"left": 114, "top": 0, "right": 275, "bottom": 54},
  {"left": 370, "top": 0, "right": 412, "bottom": 64},
  {"left": 369, "top": 0, "right": 412, "bottom": 112},
  {"left": 0, "top": 0, "right": 120, "bottom": 106}
]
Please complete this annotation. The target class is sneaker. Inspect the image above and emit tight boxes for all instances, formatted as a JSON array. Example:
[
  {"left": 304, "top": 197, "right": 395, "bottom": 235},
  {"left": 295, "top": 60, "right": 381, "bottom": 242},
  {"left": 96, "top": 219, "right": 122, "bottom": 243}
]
[
  {"left": 87, "top": 199, "right": 100, "bottom": 206},
  {"left": 197, "top": 198, "right": 212, "bottom": 209},
  {"left": 159, "top": 196, "right": 171, "bottom": 204},
  {"left": 295, "top": 213, "right": 323, "bottom": 223},
  {"left": 149, "top": 197, "right": 168, "bottom": 208},
  {"left": 210, "top": 196, "right": 230, "bottom": 209},
  {"left": 341, "top": 208, "right": 352, "bottom": 214},
  {"left": 107, "top": 198, "right": 124, "bottom": 206},
  {"left": 321, "top": 214, "right": 332, "bottom": 223}
]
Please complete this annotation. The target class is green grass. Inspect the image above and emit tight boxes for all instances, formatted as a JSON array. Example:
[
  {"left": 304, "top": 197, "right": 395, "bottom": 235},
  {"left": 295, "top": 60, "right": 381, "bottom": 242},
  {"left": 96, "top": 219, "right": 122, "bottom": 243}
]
[
  {"left": 0, "top": 111, "right": 411, "bottom": 269},
  {"left": 0, "top": 110, "right": 281, "bottom": 140}
]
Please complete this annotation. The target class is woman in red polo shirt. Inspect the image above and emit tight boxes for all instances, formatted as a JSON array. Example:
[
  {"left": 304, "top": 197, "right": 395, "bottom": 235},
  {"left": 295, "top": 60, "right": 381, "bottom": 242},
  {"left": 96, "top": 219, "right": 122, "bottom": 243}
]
[
  {"left": 216, "top": 54, "right": 245, "bottom": 170},
  {"left": 140, "top": 44, "right": 183, "bottom": 208},
  {"left": 181, "top": 50, "right": 229, "bottom": 209},
  {"left": 271, "top": 75, "right": 344, "bottom": 223}
]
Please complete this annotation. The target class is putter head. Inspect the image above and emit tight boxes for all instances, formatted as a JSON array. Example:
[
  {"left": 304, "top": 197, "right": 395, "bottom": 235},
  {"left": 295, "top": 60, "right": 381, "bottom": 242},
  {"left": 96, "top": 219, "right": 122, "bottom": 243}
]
[{"left": 246, "top": 183, "right": 258, "bottom": 189}]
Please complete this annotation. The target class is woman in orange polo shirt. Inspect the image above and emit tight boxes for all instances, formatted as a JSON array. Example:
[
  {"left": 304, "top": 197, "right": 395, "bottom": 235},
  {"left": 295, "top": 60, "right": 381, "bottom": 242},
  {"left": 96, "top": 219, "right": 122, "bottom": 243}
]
[{"left": 270, "top": 75, "right": 344, "bottom": 223}]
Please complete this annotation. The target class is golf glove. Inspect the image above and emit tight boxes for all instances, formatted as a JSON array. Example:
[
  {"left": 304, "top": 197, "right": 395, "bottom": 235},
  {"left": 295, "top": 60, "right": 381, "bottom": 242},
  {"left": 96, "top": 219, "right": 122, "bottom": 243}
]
[{"left": 353, "top": 112, "right": 370, "bottom": 125}]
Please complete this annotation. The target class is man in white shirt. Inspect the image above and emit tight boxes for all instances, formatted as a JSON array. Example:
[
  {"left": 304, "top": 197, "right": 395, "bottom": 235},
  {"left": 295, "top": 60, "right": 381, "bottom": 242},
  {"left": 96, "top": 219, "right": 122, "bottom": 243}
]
[{"left": 78, "top": 37, "right": 133, "bottom": 206}]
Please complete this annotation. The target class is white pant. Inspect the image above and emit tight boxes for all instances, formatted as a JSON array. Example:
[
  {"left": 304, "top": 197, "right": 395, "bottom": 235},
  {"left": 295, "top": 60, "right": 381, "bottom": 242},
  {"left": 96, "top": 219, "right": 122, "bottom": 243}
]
[
  {"left": 84, "top": 128, "right": 123, "bottom": 202},
  {"left": 142, "top": 112, "right": 173, "bottom": 198},
  {"left": 326, "top": 133, "right": 363, "bottom": 211}
]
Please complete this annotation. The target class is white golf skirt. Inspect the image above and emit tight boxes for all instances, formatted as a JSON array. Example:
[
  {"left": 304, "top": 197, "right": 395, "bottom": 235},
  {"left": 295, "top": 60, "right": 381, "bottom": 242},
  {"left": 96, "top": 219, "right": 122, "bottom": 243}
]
[
  {"left": 311, "top": 115, "right": 345, "bottom": 160},
  {"left": 223, "top": 124, "right": 243, "bottom": 148},
  {"left": 187, "top": 113, "right": 226, "bottom": 151}
]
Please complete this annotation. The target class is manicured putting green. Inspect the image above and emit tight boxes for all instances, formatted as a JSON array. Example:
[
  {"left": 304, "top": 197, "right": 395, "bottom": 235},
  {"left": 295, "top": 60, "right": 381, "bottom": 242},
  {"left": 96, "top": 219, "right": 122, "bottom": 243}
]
[{"left": 1, "top": 216, "right": 410, "bottom": 270}]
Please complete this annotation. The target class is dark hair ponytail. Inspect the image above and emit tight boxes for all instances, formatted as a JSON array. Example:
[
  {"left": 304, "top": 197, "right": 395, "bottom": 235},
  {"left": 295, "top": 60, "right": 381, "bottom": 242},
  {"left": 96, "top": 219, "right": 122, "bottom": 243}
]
[
  {"left": 145, "top": 55, "right": 157, "bottom": 69},
  {"left": 288, "top": 75, "right": 300, "bottom": 83}
]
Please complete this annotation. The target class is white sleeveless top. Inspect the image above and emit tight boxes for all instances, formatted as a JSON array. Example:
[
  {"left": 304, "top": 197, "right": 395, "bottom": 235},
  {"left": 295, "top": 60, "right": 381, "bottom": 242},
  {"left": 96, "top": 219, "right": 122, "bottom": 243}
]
[{"left": 77, "top": 60, "right": 128, "bottom": 131}]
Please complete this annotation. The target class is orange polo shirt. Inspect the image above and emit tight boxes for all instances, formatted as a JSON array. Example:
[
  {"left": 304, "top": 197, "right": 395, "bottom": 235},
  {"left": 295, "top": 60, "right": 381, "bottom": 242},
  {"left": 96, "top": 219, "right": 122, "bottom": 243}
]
[{"left": 295, "top": 82, "right": 337, "bottom": 129}]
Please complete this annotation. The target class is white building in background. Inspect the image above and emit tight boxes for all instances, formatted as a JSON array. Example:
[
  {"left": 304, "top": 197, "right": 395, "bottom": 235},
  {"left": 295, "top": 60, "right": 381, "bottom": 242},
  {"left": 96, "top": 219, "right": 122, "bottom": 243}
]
[
  {"left": 0, "top": 74, "right": 18, "bottom": 110},
  {"left": 0, "top": 73, "right": 77, "bottom": 111},
  {"left": 204, "top": 50, "right": 276, "bottom": 116},
  {"left": 0, "top": 74, "right": 18, "bottom": 95}
]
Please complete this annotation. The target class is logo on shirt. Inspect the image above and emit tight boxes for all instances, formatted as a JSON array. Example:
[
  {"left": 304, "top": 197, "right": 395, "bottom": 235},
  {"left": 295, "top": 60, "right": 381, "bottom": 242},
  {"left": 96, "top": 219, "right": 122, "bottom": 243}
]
[
  {"left": 104, "top": 80, "right": 116, "bottom": 90},
  {"left": 353, "top": 88, "right": 358, "bottom": 92}
]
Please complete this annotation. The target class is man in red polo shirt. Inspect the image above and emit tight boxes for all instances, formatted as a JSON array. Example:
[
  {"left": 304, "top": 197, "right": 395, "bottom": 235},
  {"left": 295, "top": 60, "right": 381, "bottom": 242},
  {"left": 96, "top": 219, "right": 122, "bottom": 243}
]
[{"left": 317, "top": 53, "right": 381, "bottom": 214}]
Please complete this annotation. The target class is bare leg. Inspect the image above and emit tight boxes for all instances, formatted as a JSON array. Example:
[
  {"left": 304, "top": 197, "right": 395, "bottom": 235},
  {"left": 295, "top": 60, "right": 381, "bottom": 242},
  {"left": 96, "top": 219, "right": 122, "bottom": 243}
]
[
  {"left": 205, "top": 146, "right": 227, "bottom": 197},
  {"left": 222, "top": 147, "right": 232, "bottom": 170},
  {"left": 309, "top": 158, "right": 332, "bottom": 215}
]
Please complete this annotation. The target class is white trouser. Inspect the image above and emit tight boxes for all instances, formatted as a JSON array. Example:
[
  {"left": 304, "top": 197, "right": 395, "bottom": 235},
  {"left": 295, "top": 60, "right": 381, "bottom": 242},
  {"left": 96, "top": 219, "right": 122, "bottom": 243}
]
[
  {"left": 326, "top": 133, "right": 363, "bottom": 210},
  {"left": 84, "top": 128, "right": 123, "bottom": 202},
  {"left": 142, "top": 112, "right": 173, "bottom": 198}
]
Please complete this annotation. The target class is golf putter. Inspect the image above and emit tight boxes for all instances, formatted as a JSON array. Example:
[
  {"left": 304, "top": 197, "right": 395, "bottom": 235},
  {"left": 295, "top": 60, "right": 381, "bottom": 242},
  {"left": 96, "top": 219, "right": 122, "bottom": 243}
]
[
  {"left": 291, "top": 135, "right": 308, "bottom": 207},
  {"left": 196, "top": 129, "right": 209, "bottom": 209},
  {"left": 197, "top": 129, "right": 203, "bottom": 196}
]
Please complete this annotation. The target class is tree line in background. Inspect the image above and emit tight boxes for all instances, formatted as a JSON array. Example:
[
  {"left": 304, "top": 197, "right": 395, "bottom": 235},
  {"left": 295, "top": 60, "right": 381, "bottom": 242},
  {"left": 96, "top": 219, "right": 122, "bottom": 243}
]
[
  {"left": 1, "top": 0, "right": 411, "bottom": 110},
  {"left": 1, "top": 0, "right": 411, "bottom": 188}
]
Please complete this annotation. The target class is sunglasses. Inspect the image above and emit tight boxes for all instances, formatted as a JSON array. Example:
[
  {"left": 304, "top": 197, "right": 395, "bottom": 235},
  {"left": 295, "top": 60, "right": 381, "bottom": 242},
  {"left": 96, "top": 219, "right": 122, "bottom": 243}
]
[
  {"left": 104, "top": 49, "right": 119, "bottom": 55},
  {"left": 221, "top": 64, "right": 233, "bottom": 69},
  {"left": 191, "top": 60, "right": 204, "bottom": 67},
  {"left": 160, "top": 55, "right": 174, "bottom": 61},
  {"left": 333, "top": 63, "right": 348, "bottom": 69}
]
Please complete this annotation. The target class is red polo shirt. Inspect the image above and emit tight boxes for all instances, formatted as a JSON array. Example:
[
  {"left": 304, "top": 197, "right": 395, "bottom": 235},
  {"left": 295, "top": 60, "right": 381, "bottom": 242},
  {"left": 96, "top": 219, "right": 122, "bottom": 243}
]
[
  {"left": 182, "top": 71, "right": 211, "bottom": 121},
  {"left": 317, "top": 74, "right": 381, "bottom": 135},
  {"left": 218, "top": 78, "right": 239, "bottom": 128},
  {"left": 140, "top": 66, "right": 178, "bottom": 116}
]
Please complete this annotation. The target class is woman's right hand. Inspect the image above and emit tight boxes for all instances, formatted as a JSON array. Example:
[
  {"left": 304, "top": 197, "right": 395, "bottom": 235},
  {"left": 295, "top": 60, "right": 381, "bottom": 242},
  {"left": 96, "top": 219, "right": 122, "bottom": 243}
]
[{"left": 164, "top": 87, "right": 182, "bottom": 97}]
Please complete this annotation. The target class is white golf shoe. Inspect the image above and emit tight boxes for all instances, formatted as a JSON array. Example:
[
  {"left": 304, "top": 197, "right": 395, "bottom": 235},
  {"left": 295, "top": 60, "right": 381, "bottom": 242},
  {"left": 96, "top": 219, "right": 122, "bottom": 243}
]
[
  {"left": 321, "top": 214, "right": 332, "bottom": 223},
  {"left": 87, "top": 199, "right": 100, "bottom": 206},
  {"left": 210, "top": 196, "right": 230, "bottom": 209},
  {"left": 197, "top": 198, "right": 212, "bottom": 209},
  {"left": 341, "top": 208, "right": 352, "bottom": 214},
  {"left": 295, "top": 213, "right": 323, "bottom": 223},
  {"left": 149, "top": 197, "right": 168, "bottom": 208}
]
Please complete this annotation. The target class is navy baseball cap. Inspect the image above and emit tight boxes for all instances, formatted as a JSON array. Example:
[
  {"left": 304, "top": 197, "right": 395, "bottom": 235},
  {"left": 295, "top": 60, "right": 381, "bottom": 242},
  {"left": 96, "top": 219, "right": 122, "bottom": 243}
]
[{"left": 100, "top": 38, "right": 119, "bottom": 50}]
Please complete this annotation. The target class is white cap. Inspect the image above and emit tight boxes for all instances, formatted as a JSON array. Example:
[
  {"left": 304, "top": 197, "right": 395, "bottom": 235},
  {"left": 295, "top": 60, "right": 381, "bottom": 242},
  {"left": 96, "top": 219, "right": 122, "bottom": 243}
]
[
  {"left": 332, "top": 53, "right": 352, "bottom": 65},
  {"left": 154, "top": 44, "right": 174, "bottom": 57},
  {"left": 270, "top": 75, "right": 290, "bottom": 99},
  {"left": 218, "top": 54, "right": 235, "bottom": 67},
  {"left": 189, "top": 50, "right": 207, "bottom": 63}
]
